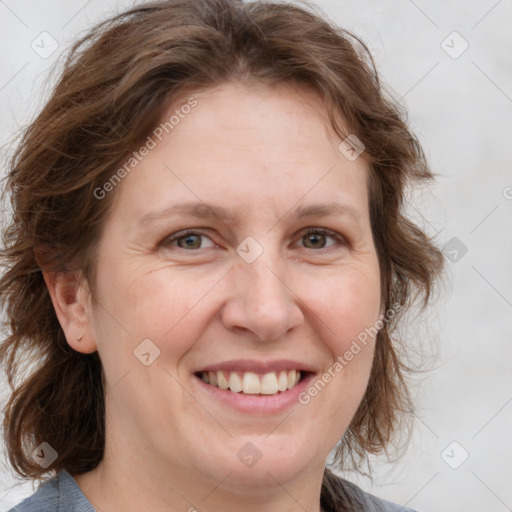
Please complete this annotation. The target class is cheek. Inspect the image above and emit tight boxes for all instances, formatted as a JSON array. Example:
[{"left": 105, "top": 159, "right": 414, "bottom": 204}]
[
  {"left": 298, "top": 264, "right": 380, "bottom": 417},
  {"left": 306, "top": 264, "right": 381, "bottom": 351},
  {"left": 94, "top": 262, "right": 224, "bottom": 361}
]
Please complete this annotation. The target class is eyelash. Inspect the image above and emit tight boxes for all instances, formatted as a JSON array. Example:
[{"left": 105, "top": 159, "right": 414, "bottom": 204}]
[{"left": 161, "top": 228, "right": 347, "bottom": 252}]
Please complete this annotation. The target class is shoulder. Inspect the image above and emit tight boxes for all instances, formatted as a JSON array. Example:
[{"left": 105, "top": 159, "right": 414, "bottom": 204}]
[
  {"left": 358, "top": 488, "right": 418, "bottom": 511},
  {"left": 344, "top": 478, "right": 419, "bottom": 512},
  {"left": 322, "top": 469, "right": 419, "bottom": 512},
  {"left": 7, "top": 470, "right": 95, "bottom": 512}
]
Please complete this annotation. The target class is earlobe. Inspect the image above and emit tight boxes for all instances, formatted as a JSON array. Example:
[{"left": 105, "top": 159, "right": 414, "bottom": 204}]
[{"left": 42, "top": 270, "right": 98, "bottom": 354}]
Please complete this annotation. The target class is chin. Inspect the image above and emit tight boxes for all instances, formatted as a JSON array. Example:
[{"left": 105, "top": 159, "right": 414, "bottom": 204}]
[{"left": 201, "top": 434, "right": 318, "bottom": 490}]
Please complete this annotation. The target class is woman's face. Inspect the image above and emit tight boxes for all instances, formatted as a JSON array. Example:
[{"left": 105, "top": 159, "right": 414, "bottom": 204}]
[{"left": 81, "top": 82, "right": 382, "bottom": 491}]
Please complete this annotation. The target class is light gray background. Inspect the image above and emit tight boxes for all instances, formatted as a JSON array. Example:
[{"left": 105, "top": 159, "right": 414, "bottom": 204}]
[{"left": 1, "top": 1, "right": 511, "bottom": 511}]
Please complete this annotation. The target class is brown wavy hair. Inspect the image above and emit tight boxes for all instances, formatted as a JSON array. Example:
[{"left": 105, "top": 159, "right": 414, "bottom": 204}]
[{"left": 0, "top": 0, "right": 444, "bottom": 499}]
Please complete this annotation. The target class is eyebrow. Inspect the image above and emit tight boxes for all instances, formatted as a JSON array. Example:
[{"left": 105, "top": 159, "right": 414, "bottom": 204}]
[
  {"left": 137, "top": 201, "right": 364, "bottom": 226},
  {"left": 294, "top": 202, "right": 364, "bottom": 224},
  {"left": 138, "top": 202, "right": 242, "bottom": 225}
]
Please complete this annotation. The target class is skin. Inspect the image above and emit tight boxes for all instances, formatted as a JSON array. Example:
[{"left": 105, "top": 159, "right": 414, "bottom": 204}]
[{"left": 45, "top": 81, "right": 383, "bottom": 512}]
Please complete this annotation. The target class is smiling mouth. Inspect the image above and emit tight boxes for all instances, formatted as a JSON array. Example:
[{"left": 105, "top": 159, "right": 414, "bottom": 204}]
[{"left": 195, "top": 370, "right": 307, "bottom": 396}]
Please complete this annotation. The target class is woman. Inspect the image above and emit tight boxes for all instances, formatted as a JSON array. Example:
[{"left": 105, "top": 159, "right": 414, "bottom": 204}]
[{"left": 0, "top": 0, "right": 444, "bottom": 510}]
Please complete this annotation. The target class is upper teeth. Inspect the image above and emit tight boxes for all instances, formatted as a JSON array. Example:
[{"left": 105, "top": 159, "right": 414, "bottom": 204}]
[{"left": 200, "top": 370, "right": 301, "bottom": 395}]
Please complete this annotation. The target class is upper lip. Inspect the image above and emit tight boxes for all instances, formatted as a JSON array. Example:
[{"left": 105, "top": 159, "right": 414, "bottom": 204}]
[{"left": 195, "top": 359, "right": 317, "bottom": 374}]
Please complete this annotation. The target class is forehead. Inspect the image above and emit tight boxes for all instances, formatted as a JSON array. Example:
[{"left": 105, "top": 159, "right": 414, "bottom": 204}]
[
  {"left": 109, "top": 81, "right": 370, "bottom": 226},
  {"left": 168, "top": 81, "right": 341, "bottom": 154}
]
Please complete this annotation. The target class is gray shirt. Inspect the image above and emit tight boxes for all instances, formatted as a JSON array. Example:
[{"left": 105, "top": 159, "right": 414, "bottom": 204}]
[{"left": 8, "top": 470, "right": 418, "bottom": 512}]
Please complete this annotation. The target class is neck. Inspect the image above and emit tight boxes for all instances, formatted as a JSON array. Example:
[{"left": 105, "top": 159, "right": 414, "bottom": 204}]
[{"left": 74, "top": 461, "right": 326, "bottom": 512}]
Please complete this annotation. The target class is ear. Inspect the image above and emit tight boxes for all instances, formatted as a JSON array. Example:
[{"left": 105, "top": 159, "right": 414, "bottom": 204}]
[{"left": 43, "top": 270, "right": 98, "bottom": 354}]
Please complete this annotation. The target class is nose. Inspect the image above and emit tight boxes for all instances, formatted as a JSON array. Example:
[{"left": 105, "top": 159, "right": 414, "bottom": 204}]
[{"left": 220, "top": 252, "right": 304, "bottom": 342}]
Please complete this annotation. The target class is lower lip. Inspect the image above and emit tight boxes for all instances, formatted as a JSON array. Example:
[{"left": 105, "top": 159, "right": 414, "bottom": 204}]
[{"left": 193, "top": 373, "right": 316, "bottom": 414}]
